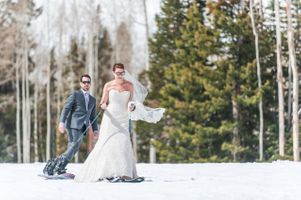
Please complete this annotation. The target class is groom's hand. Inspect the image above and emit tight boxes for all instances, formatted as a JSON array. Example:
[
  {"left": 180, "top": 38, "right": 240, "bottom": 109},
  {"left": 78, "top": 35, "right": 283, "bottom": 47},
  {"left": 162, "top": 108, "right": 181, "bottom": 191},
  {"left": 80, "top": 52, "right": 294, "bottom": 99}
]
[
  {"left": 93, "top": 131, "right": 99, "bottom": 140},
  {"left": 58, "top": 122, "right": 65, "bottom": 134},
  {"left": 100, "top": 103, "right": 107, "bottom": 110}
]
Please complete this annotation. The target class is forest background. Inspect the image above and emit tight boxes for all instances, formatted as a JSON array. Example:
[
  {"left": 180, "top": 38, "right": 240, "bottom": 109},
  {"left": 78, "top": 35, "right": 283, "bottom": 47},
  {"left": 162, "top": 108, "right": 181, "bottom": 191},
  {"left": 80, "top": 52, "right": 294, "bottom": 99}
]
[{"left": 1, "top": 0, "right": 301, "bottom": 164}]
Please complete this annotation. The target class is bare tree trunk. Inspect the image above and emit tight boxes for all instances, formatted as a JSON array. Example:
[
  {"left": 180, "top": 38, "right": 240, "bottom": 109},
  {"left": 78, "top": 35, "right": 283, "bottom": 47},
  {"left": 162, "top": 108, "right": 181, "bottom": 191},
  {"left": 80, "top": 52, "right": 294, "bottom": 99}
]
[
  {"left": 286, "top": 0, "right": 299, "bottom": 161},
  {"left": 232, "top": 98, "right": 239, "bottom": 162},
  {"left": 93, "top": 6, "right": 100, "bottom": 97},
  {"left": 15, "top": 49, "right": 21, "bottom": 163},
  {"left": 21, "top": 39, "right": 27, "bottom": 162},
  {"left": 288, "top": 56, "right": 292, "bottom": 135},
  {"left": 88, "top": 35, "right": 98, "bottom": 155},
  {"left": 87, "top": 5, "right": 95, "bottom": 95},
  {"left": 33, "top": 81, "right": 39, "bottom": 162},
  {"left": 113, "top": 0, "right": 118, "bottom": 63},
  {"left": 94, "top": 37, "right": 99, "bottom": 95},
  {"left": 142, "top": 0, "right": 150, "bottom": 70},
  {"left": 46, "top": 53, "right": 51, "bottom": 161},
  {"left": 38, "top": 109, "right": 44, "bottom": 161},
  {"left": 149, "top": 138, "right": 156, "bottom": 163},
  {"left": 250, "top": 0, "right": 264, "bottom": 161},
  {"left": 116, "top": 22, "right": 133, "bottom": 71},
  {"left": 21, "top": 28, "right": 31, "bottom": 163},
  {"left": 87, "top": 31, "right": 94, "bottom": 94},
  {"left": 46, "top": 3, "right": 51, "bottom": 161},
  {"left": 72, "top": 0, "right": 80, "bottom": 44},
  {"left": 87, "top": 4, "right": 100, "bottom": 96},
  {"left": 25, "top": 32, "right": 31, "bottom": 163},
  {"left": 56, "top": 0, "right": 65, "bottom": 157},
  {"left": 275, "top": 0, "right": 285, "bottom": 157}
]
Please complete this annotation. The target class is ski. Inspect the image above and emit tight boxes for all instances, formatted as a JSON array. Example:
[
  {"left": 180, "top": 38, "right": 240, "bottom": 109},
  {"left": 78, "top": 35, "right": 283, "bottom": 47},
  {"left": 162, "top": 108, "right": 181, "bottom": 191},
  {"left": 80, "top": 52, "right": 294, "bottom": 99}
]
[
  {"left": 38, "top": 173, "right": 75, "bottom": 180},
  {"left": 108, "top": 177, "right": 145, "bottom": 183}
]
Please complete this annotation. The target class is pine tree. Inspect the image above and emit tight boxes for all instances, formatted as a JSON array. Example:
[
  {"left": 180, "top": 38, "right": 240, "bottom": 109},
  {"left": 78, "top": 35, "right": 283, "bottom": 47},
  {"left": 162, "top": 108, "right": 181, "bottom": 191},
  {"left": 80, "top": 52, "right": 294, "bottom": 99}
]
[
  {"left": 149, "top": 0, "right": 278, "bottom": 162},
  {"left": 208, "top": 0, "right": 278, "bottom": 161},
  {"left": 154, "top": 2, "right": 233, "bottom": 162},
  {"left": 136, "top": 0, "right": 191, "bottom": 162},
  {"left": 148, "top": 0, "right": 190, "bottom": 100}
]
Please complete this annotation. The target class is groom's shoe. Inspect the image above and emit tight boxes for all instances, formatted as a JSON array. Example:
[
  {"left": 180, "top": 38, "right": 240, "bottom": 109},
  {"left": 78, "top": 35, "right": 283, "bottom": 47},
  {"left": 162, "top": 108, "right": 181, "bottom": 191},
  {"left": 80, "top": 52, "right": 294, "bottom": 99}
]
[
  {"left": 53, "top": 156, "right": 68, "bottom": 175},
  {"left": 43, "top": 160, "right": 51, "bottom": 175},
  {"left": 43, "top": 158, "right": 58, "bottom": 176}
]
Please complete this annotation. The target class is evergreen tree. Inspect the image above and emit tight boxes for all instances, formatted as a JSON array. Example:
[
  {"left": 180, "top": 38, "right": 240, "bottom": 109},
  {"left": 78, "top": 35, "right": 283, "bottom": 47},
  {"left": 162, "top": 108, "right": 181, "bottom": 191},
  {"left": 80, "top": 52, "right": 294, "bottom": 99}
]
[
  {"left": 148, "top": 0, "right": 190, "bottom": 100},
  {"left": 206, "top": 1, "right": 260, "bottom": 161},
  {"left": 155, "top": 2, "right": 232, "bottom": 162},
  {"left": 136, "top": 0, "right": 191, "bottom": 162},
  {"left": 149, "top": 0, "right": 278, "bottom": 162},
  {"left": 207, "top": 0, "right": 277, "bottom": 161}
]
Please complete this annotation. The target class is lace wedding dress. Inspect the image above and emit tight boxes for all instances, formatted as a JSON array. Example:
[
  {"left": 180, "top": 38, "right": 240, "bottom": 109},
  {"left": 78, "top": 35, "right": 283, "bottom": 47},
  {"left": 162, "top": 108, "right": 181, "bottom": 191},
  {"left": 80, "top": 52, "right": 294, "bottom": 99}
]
[{"left": 74, "top": 89, "right": 137, "bottom": 182}]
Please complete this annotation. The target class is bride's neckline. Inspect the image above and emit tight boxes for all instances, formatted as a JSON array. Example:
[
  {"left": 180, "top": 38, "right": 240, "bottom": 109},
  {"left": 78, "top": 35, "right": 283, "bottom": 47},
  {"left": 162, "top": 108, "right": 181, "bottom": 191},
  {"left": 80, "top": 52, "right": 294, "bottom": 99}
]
[{"left": 109, "top": 89, "right": 130, "bottom": 93}]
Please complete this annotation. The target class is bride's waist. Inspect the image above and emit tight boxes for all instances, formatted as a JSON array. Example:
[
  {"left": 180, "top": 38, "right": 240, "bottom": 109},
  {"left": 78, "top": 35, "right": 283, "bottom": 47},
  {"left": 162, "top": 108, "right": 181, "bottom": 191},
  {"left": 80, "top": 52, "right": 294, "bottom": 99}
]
[{"left": 107, "top": 104, "right": 127, "bottom": 112}]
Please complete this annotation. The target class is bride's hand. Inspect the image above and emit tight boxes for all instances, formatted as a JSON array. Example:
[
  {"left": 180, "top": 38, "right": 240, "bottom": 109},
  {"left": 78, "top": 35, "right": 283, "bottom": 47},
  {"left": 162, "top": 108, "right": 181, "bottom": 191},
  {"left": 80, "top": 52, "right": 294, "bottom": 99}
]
[{"left": 128, "top": 102, "right": 136, "bottom": 112}]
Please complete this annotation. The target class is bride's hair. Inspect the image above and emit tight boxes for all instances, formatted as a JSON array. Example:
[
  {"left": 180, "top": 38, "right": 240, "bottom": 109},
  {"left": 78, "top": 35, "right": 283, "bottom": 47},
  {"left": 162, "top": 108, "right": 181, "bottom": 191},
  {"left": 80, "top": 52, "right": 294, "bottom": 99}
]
[{"left": 113, "top": 63, "right": 125, "bottom": 71}]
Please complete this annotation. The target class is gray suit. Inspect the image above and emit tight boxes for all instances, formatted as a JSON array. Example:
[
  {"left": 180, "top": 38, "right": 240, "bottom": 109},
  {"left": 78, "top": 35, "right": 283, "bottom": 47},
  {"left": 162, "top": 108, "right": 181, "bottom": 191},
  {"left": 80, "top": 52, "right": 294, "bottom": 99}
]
[{"left": 59, "top": 90, "right": 98, "bottom": 162}]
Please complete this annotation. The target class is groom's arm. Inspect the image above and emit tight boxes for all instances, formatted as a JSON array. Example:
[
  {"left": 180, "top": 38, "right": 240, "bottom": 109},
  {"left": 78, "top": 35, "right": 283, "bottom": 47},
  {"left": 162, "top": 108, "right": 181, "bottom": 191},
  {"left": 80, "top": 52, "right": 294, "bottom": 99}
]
[
  {"left": 90, "top": 101, "right": 98, "bottom": 132},
  {"left": 59, "top": 92, "right": 75, "bottom": 123}
]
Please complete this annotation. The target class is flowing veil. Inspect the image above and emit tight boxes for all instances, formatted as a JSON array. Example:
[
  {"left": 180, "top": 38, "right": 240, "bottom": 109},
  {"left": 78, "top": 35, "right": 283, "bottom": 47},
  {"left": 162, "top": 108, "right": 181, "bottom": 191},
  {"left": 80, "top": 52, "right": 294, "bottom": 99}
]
[{"left": 124, "top": 70, "right": 165, "bottom": 123}]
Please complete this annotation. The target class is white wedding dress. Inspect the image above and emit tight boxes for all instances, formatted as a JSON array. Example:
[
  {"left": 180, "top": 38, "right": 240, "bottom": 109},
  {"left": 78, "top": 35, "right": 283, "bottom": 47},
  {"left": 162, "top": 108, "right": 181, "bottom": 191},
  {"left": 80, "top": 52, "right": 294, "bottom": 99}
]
[{"left": 74, "top": 89, "right": 137, "bottom": 182}]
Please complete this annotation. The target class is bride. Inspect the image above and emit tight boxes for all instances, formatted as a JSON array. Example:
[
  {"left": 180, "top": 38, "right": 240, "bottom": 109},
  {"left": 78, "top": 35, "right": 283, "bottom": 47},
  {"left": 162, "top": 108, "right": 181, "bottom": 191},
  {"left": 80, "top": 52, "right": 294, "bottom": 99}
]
[{"left": 74, "top": 63, "right": 165, "bottom": 182}]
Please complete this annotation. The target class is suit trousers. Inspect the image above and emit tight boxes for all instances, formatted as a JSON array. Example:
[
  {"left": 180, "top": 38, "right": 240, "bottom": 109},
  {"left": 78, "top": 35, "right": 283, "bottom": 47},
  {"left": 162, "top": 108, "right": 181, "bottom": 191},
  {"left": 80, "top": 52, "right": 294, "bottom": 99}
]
[{"left": 62, "top": 125, "right": 87, "bottom": 162}]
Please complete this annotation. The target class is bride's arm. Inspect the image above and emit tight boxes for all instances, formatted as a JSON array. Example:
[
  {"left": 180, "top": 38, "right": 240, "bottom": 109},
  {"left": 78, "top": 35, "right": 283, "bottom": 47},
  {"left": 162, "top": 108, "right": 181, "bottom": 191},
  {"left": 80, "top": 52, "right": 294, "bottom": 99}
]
[
  {"left": 128, "top": 82, "right": 136, "bottom": 112},
  {"left": 129, "top": 82, "right": 134, "bottom": 101},
  {"left": 99, "top": 83, "right": 109, "bottom": 109}
]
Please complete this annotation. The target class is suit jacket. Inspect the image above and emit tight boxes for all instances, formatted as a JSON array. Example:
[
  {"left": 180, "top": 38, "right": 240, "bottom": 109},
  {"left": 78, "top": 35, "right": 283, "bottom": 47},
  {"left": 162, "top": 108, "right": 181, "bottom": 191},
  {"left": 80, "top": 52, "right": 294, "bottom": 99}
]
[{"left": 59, "top": 90, "right": 98, "bottom": 132}]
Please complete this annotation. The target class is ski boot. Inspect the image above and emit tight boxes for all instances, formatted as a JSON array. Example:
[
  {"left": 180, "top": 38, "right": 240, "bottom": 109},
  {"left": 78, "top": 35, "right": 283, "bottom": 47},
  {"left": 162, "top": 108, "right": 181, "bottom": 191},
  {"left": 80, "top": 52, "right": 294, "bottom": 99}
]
[
  {"left": 53, "top": 156, "right": 68, "bottom": 175},
  {"left": 43, "top": 158, "right": 58, "bottom": 176}
]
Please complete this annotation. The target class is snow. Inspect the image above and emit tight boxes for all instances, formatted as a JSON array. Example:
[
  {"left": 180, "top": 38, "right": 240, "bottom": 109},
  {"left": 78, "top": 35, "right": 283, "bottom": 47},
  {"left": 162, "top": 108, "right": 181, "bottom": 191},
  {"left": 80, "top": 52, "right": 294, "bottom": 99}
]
[{"left": 1, "top": 161, "right": 300, "bottom": 200}]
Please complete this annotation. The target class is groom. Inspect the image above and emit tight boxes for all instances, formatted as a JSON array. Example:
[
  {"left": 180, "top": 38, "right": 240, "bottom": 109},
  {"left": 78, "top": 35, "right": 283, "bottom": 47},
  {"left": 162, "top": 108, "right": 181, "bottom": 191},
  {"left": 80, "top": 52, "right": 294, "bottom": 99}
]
[{"left": 43, "top": 74, "right": 99, "bottom": 175}]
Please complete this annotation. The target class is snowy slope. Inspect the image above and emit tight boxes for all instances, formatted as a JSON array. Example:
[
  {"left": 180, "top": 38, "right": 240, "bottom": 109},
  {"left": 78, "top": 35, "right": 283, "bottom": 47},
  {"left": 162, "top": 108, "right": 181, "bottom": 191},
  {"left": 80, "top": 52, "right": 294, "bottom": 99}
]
[{"left": 0, "top": 162, "right": 300, "bottom": 200}]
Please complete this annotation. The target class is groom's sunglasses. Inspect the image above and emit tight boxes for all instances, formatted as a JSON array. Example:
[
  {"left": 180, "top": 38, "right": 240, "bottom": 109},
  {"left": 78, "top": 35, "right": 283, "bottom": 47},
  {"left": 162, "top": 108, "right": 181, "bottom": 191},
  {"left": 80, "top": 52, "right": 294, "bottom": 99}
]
[
  {"left": 114, "top": 71, "right": 125, "bottom": 76},
  {"left": 82, "top": 81, "right": 91, "bottom": 84}
]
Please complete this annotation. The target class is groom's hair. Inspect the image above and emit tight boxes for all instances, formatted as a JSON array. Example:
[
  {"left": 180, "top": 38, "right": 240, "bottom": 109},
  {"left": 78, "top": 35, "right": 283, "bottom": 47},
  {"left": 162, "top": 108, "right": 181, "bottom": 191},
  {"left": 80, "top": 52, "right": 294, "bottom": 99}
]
[
  {"left": 80, "top": 74, "right": 91, "bottom": 82},
  {"left": 113, "top": 63, "right": 125, "bottom": 71}
]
